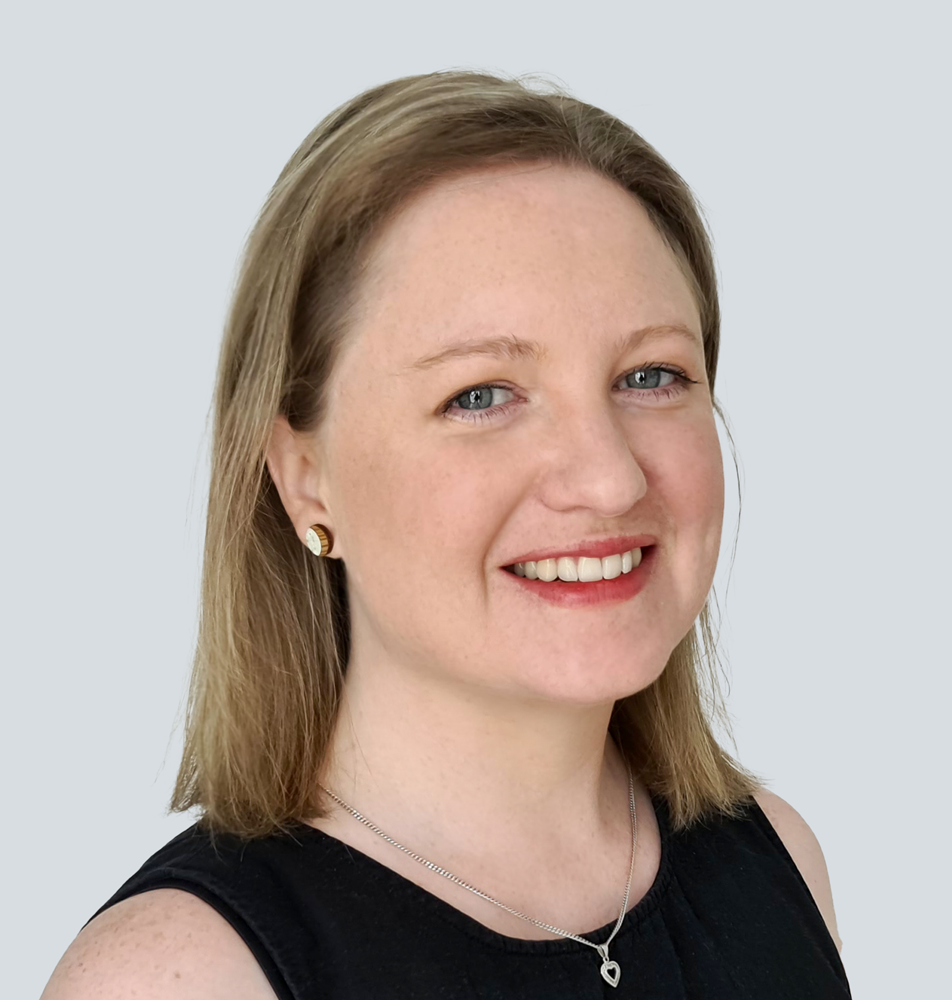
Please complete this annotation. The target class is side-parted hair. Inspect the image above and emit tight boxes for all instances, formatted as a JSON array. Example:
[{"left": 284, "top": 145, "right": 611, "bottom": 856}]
[{"left": 170, "top": 69, "right": 762, "bottom": 840}]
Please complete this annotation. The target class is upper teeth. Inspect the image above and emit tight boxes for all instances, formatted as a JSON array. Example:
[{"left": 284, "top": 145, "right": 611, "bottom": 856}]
[{"left": 511, "top": 548, "right": 643, "bottom": 582}]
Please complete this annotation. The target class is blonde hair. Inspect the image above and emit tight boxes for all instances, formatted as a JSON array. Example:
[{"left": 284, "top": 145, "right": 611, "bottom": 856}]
[{"left": 170, "top": 69, "right": 762, "bottom": 840}]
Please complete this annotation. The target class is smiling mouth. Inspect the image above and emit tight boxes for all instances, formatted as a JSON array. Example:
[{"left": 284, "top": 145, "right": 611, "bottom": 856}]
[{"left": 502, "top": 545, "right": 654, "bottom": 579}]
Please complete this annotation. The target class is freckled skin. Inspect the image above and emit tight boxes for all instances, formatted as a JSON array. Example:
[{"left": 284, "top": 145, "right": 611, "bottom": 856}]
[
  {"left": 317, "top": 162, "right": 724, "bottom": 705},
  {"left": 40, "top": 889, "right": 280, "bottom": 998}
]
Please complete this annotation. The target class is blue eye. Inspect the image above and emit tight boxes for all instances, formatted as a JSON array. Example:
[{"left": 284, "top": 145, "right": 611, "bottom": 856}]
[{"left": 440, "top": 363, "right": 700, "bottom": 425}]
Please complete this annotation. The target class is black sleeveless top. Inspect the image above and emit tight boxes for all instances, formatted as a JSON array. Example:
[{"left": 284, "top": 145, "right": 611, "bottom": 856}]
[{"left": 85, "top": 794, "right": 851, "bottom": 998}]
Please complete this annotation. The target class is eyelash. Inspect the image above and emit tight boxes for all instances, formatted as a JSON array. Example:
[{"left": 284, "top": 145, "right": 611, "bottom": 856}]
[{"left": 440, "top": 363, "right": 700, "bottom": 425}]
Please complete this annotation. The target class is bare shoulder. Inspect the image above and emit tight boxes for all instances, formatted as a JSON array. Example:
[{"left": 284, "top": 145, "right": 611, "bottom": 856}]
[
  {"left": 41, "top": 888, "right": 281, "bottom": 1000},
  {"left": 752, "top": 788, "right": 844, "bottom": 954}
]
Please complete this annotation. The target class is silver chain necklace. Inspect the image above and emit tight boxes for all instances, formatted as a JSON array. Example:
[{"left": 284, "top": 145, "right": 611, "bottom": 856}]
[{"left": 319, "top": 758, "right": 637, "bottom": 989}]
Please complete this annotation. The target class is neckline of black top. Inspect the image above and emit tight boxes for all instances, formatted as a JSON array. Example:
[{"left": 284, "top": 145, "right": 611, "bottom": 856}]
[{"left": 281, "top": 791, "right": 673, "bottom": 956}]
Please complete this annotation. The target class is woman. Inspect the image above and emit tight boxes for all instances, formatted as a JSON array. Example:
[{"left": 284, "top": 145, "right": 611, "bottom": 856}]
[{"left": 42, "top": 70, "right": 850, "bottom": 999}]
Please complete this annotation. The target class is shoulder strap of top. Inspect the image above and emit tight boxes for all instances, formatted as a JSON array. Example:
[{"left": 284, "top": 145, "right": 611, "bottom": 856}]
[
  {"left": 660, "top": 792, "right": 849, "bottom": 994},
  {"left": 85, "top": 823, "right": 312, "bottom": 1000}
]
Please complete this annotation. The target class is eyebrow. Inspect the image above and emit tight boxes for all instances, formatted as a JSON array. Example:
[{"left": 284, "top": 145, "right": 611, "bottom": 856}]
[{"left": 403, "top": 323, "right": 703, "bottom": 373}]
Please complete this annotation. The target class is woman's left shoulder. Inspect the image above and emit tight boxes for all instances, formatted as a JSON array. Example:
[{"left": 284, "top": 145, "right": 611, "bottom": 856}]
[{"left": 751, "top": 788, "right": 843, "bottom": 955}]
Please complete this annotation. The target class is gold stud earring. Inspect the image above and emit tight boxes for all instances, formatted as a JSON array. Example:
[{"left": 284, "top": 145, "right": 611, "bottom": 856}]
[{"left": 305, "top": 524, "right": 333, "bottom": 557}]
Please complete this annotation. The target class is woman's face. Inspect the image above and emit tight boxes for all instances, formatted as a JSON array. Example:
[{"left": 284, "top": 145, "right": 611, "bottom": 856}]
[{"left": 311, "top": 162, "right": 723, "bottom": 705}]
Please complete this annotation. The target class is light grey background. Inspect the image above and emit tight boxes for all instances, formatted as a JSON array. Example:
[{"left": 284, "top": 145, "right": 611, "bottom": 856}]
[{"left": 4, "top": 2, "right": 948, "bottom": 996}]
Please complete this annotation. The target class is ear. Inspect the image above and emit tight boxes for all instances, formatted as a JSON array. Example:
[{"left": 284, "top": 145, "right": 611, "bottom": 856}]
[{"left": 266, "top": 415, "right": 335, "bottom": 551}]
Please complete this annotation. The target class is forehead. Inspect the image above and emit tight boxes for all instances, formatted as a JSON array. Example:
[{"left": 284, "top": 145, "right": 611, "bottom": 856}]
[{"left": 349, "top": 162, "right": 701, "bottom": 366}]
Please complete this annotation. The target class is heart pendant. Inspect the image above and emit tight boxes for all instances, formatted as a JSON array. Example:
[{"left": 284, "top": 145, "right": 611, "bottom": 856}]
[{"left": 600, "top": 959, "right": 621, "bottom": 987}]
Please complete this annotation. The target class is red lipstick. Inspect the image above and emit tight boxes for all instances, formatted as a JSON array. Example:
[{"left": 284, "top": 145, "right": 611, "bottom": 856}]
[
  {"left": 500, "top": 544, "right": 657, "bottom": 608},
  {"left": 502, "top": 535, "right": 657, "bottom": 568}
]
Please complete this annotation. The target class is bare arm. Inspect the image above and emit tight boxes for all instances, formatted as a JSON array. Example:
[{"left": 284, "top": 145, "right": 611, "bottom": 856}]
[
  {"left": 41, "top": 888, "right": 281, "bottom": 1000},
  {"left": 752, "top": 788, "right": 844, "bottom": 955}
]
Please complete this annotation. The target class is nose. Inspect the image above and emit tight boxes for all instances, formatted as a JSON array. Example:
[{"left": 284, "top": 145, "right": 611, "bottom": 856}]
[{"left": 536, "top": 404, "right": 648, "bottom": 516}]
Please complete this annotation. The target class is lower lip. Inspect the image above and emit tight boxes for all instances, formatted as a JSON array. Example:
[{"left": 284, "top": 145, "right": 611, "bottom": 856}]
[{"left": 499, "top": 546, "right": 656, "bottom": 608}]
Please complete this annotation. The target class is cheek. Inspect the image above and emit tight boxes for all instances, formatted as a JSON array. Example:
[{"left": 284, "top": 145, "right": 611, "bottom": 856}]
[
  {"left": 334, "top": 425, "right": 520, "bottom": 667},
  {"left": 652, "top": 416, "right": 725, "bottom": 601},
  {"left": 333, "top": 415, "right": 512, "bottom": 602},
  {"left": 650, "top": 408, "right": 722, "bottom": 510}
]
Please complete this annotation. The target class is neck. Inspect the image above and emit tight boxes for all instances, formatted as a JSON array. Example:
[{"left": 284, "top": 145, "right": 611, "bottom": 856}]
[{"left": 320, "top": 653, "right": 630, "bottom": 857}]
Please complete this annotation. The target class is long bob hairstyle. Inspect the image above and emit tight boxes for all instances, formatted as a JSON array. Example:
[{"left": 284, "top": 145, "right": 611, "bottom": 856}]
[{"left": 170, "top": 69, "right": 762, "bottom": 840}]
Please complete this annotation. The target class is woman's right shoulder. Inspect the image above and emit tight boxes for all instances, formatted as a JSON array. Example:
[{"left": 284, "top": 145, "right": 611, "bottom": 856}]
[{"left": 41, "top": 888, "right": 281, "bottom": 1000}]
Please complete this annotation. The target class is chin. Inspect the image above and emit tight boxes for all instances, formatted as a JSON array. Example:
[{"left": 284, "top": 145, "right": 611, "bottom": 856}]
[{"left": 506, "top": 645, "right": 673, "bottom": 706}]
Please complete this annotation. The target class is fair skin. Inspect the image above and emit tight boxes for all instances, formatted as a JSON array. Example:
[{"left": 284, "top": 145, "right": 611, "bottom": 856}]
[{"left": 41, "top": 162, "right": 840, "bottom": 999}]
